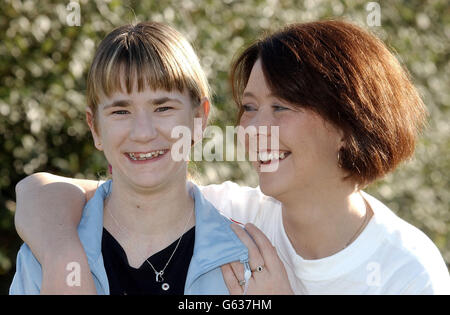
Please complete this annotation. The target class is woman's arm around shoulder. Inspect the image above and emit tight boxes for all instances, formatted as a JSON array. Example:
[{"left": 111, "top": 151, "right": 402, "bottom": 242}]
[{"left": 14, "top": 172, "right": 100, "bottom": 294}]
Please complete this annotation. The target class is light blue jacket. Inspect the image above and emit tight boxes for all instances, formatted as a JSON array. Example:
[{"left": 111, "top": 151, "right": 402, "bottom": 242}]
[{"left": 10, "top": 180, "right": 250, "bottom": 294}]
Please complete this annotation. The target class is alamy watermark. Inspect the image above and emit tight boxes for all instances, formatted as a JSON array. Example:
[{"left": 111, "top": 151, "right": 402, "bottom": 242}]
[
  {"left": 366, "top": 262, "right": 382, "bottom": 287},
  {"left": 66, "top": 261, "right": 81, "bottom": 287},
  {"left": 66, "top": 1, "right": 81, "bottom": 26},
  {"left": 171, "top": 118, "right": 281, "bottom": 172},
  {"left": 366, "top": 2, "right": 381, "bottom": 27}
]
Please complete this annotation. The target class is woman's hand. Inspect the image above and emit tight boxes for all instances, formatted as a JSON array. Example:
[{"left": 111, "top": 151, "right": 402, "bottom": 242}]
[{"left": 221, "top": 223, "right": 294, "bottom": 295}]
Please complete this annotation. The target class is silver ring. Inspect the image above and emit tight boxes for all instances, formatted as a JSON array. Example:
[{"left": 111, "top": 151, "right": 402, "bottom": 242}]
[
  {"left": 238, "top": 279, "right": 246, "bottom": 286},
  {"left": 253, "top": 265, "right": 264, "bottom": 273}
]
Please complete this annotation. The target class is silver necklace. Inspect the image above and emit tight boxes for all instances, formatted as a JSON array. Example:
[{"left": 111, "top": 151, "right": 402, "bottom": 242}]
[
  {"left": 345, "top": 196, "right": 371, "bottom": 248},
  {"left": 106, "top": 202, "right": 194, "bottom": 291}
]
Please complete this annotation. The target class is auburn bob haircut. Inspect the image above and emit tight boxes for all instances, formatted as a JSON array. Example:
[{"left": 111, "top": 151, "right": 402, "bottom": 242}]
[{"left": 231, "top": 20, "right": 427, "bottom": 187}]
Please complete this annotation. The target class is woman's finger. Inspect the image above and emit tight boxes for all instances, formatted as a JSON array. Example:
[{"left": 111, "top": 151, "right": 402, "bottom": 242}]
[
  {"left": 229, "top": 260, "right": 244, "bottom": 281},
  {"left": 230, "top": 223, "right": 265, "bottom": 271},
  {"left": 244, "top": 223, "right": 279, "bottom": 269},
  {"left": 221, "top": 263, "right": 243, "bottom": 295}
]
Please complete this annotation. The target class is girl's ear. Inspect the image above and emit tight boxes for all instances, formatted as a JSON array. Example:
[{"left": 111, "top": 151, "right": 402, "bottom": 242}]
[
  {"left": 86, "top": 108, "right": 103, "bottom": 151},
  {"left": 196, "top": 97, "right": 210, "bottom": 133},
  {"left": 191, "top": 98, "right": 210, "bottom": 147}
]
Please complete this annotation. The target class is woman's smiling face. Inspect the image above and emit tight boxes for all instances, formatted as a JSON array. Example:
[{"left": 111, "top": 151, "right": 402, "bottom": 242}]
[
  {"left": 239, "top": 59, "right": 345, "bottom": 199},
  {"left": 87, "top": 86, "right": 200, "bottom": 191}
]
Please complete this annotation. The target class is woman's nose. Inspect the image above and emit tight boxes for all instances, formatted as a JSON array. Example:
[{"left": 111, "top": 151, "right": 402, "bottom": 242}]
[
  {"left": 245, "top": 109, "right": 279, "bottom": 152},
  {"left": 251, "top": 107, "right": 276, "bottom": 129},
  {"left": 249, "top": 108, "right": 278, "bottom": 139},
  {"left": 129, "top": 111, "right": 158, "bottom": 142}
]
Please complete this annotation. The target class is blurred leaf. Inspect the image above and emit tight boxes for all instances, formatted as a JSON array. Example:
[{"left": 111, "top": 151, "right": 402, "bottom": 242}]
[{"left": 0, "top": 0, "right": 449, "bottom": 293}]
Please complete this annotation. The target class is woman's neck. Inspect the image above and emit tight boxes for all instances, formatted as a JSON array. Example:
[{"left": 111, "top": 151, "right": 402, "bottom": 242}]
[{"left": 279, "top": 180, "right": 371, "bottom": 260}]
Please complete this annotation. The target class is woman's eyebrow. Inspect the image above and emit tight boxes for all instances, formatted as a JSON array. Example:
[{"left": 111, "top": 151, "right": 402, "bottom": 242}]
[
  {"left": 243, "top": 91, "right": 276, "bottom": 100},
  {"left": 242, "top": 91, "right": 256, "bottom": 99}
]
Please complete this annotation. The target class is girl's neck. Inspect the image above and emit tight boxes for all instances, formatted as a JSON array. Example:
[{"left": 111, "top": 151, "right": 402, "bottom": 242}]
[
  {"left": 279, "top": 180, "right": 371, "bottom": 260},
  {"left": 104, "top": 175, "right": 195, "bottom": 239}
]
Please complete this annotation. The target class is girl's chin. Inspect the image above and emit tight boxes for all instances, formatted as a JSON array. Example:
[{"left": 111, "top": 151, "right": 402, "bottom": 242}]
[
  {"left": 112, "top": 170, "right": 166, "bottom": 188},
  {"left": 114, "top": 164, "right": 186, "bottom": 189}
]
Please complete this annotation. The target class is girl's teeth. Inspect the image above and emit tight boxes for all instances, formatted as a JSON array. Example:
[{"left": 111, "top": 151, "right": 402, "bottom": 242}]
[{"left": 128, "top": 150, "right": 165, "bottom": 160}]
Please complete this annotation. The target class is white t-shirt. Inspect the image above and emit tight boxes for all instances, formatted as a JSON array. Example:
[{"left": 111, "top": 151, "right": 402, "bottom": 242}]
[{"left": 198, "top": 181, "right": 450, "bottom": 295}]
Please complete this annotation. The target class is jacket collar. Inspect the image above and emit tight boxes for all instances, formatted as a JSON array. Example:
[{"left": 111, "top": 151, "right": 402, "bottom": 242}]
[
  {"left": 78, "top": 180, "right": 248, "bottom": 292},
  {"left": 78, "top": 180, "right": 111, "bottom": 266},
  {"left": 184, "top": 182, "right": 249, "bottom": 290}
]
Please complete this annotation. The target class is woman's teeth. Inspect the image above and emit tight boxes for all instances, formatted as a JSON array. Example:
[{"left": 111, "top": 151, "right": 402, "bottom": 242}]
[
  {"left": 258, "top": 151, "right": 291, "bottom": 163},
  {"left": 128, "top": 150, "right": 166, "bottom": 161}
]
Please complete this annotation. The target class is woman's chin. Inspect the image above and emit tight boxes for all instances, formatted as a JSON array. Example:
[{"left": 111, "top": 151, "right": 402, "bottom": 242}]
[{"left": 258, "top": 174, "right": 287, "bottom": 199}]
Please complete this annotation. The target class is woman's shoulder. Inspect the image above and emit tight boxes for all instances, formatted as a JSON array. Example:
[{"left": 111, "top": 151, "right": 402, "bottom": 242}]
[
  {"left": 363, "top": 191, "right": 440, "bottom": 252},
  {"left": 196, "top": 181, "right": 281, "bottom": 224},
  {"left": 196, "top": 180, "right": 262, "bottom": 201},
  {"left": 362, "top": 191, "right": 450, "bottom": 293}
]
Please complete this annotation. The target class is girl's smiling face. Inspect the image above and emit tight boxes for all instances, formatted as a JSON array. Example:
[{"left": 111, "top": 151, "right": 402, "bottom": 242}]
[
  {"left": 239, "top": 59, "right": 345, "bottom": 199},
  {"left": 87, "top": 86, "right": 205, "bottom": 191}
]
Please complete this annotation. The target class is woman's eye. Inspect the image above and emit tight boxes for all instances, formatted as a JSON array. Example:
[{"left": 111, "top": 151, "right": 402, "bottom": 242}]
[
  {"left": 242, "top": 104, "right": 256, "bottom": 112},
  {"left": 273, "top": 104, "right": 288, "bottom": 111},
  {"left": 155, "top": 106, "right": 172, "bottom": 112}
]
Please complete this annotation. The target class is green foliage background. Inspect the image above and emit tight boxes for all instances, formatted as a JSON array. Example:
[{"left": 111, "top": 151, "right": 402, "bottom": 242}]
[{"left": 0, "top": 0, "right": 448, "bottom": 293}]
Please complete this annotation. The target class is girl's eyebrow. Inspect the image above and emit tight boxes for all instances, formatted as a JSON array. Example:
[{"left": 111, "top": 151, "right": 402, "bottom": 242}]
[
  {"left": 102, "top": 97, "right": 183, "bottom": 110},
  {"left": 102, "top": 100, "right": 131, "bottom": 110},
  {"left": 149, "top": 96, "right": 183, "bottom": 105}
]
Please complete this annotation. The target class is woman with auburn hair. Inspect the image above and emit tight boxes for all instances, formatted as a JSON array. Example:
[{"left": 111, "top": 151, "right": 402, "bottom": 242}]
[
  {"left": 218, "top": 20, "right": 449, "bottom": 294},
  {"left": 13, "top": 20, "right": 450, "bottom": 294}
]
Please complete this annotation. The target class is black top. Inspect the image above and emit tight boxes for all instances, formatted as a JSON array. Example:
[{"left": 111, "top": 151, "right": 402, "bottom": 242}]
[{"left": 101, "top": 226, "right": 195, "bottom": 295}]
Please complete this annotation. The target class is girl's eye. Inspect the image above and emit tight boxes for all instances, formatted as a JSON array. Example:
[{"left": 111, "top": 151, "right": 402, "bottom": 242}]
[
  {"left": 112, "top": 110, "right": 129, "bottom": 115},
  {"left": 155, "top": 106, "right": 172, "bottom": 112},
  {"left": 242, "top": 104, "right": 256, "bottom": 112}
]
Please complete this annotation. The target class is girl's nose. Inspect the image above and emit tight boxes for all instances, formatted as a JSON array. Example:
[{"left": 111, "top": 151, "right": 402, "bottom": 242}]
[{"left": 129, "top": 111, "right": 158, "bottom": 142}]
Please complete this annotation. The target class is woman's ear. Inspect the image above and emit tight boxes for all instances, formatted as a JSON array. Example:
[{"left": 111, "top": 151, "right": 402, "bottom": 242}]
[
  {"left": 86, "top": 108, "right": 103, "bottom": 151},
  {"left": 338, "top": 128, "right": 346, "bottom": 148}
]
